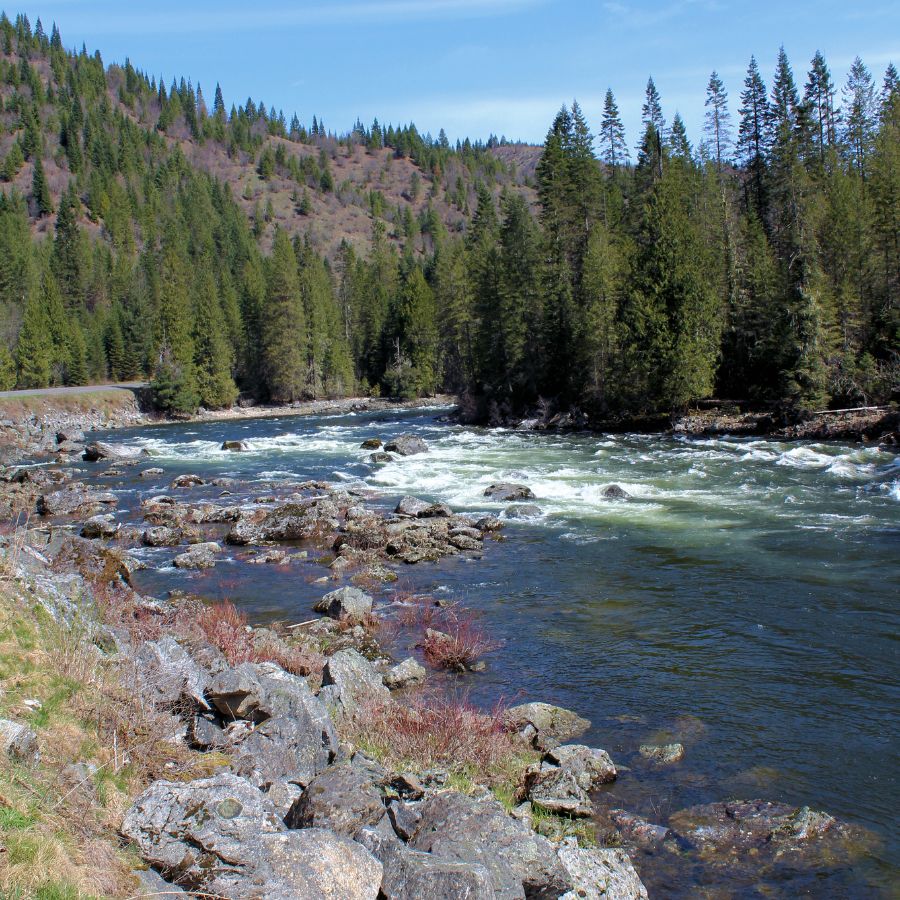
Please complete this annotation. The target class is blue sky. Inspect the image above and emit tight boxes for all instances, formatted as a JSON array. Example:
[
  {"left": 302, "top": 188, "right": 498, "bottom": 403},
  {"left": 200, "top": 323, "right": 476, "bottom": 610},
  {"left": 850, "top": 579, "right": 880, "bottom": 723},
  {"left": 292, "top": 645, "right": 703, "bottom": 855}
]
[{"left": 14, "top": 1, "right": 900, "bottom": 148}]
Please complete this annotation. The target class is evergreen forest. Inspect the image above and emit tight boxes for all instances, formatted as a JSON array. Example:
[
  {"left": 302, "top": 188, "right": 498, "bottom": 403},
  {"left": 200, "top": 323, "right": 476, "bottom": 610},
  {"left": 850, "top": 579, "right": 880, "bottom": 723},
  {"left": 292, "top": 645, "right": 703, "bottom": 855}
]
[{"left": 0, "top": 12, "right": 897, "bottom": 418}]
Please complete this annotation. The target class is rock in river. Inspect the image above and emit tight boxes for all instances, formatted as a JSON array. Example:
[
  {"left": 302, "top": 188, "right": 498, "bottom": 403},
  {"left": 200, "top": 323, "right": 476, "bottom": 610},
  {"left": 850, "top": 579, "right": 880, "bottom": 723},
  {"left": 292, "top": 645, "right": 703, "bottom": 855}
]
[
  {"left": 313, "top": 586, "right": 374, "bottom": 622},
  {"left": 639, "top": 742, "right": 684, "bottom": 765},
  {"left": 83, "top": 441, "right": 139, "bottom": 462},
  {"left": 221, "top": 440, "right": 249, "bottom": 451},
  {"left": 601, "top": 484, "right": 632, "bottom": 501},
  {"left": 504, "top": 702, "right": 591, "bottom": 749},
  {"left": 484, "top": 483, "right": 535, "bottom": 502},
  {"left": 557, "top": 845, "right": 648, "bottom": 900},
  {"left": 384, "top": 434, "right": 428, "bottom": 456}
]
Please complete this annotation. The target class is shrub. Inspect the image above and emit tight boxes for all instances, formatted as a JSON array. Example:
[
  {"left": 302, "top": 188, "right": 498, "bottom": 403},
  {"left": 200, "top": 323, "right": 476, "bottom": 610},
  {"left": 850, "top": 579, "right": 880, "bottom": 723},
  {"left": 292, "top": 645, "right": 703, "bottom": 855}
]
[
  {"left": 421, "top": 608, "right": 501, "bottom": 672},
  {"left": 343, "top": 691, "right": 518, "bottom": 776}
]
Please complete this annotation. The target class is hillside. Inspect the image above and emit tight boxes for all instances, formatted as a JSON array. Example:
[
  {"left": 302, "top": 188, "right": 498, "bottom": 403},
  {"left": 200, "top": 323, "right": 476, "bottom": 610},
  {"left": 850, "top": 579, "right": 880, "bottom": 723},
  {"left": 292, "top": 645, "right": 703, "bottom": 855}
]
[
  {"left": 0, "top": 11, "right": 897, "bottom": 424},
  {"left": 0, "top": 21, "right": 539, "bottom": 259}
]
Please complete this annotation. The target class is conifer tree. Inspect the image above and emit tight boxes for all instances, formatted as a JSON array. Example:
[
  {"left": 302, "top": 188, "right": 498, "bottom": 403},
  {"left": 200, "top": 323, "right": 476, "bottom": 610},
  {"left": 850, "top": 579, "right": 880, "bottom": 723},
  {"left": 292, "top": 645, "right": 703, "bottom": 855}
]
[
  {"left": 804, "top": 51, "right": 837, "bottom": 167},
  {"left": 193, "top": 266, "right": 238, "bottom": 408},
  {"left": 262, "top": 228, "right": 306, "bottom": 401},
  {"left": 704, "top": 71, "right": 731, "bottom": 172},
  {"left": 31, "top": 157, "right": 52, "bottom": 216},
  {"left": 843, "top": 57, "right": 876, "bottom": 178},
  {"left": 0, "top": 344, "right": 16, "bottom": 390},
  {"left": 738, "top": 56, "right": 770, "bottom": 216},
  {"left": 642, "top": 76, "right": 666, "bottom": 135},
  {"left": 15, "top": 288, "right": 51, "bottom": 388},
  {"left": 599, "top": 88, "right": 629, "bottom": 169}
]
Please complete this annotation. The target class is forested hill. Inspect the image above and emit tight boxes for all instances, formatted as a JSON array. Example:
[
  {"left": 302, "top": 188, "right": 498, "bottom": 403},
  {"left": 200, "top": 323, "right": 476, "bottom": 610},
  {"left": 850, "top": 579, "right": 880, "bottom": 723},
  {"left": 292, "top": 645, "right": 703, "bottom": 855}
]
[{"left": 0, "top": 11, "right": 897, "bottom": 420}]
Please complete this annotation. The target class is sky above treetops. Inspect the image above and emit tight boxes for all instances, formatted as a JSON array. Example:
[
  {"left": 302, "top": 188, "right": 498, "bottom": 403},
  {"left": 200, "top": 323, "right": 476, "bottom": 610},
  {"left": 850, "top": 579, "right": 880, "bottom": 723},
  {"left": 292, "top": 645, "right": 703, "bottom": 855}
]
[{"left": 15, "top": 0, "right": 899, "bottom": 149}]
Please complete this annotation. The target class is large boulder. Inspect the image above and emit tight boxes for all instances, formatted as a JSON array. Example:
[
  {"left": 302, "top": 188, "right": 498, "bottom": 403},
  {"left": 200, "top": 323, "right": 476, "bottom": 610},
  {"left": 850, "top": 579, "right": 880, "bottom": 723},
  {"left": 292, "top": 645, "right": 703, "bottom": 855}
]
[
  {"left": 484, "top": 483, "right": 535, "bottom": 502},
  {"left": 524, "top": 767, "right": 593, "bottom": 818},
  {"left": 37, "top": 485, "right": 118, "bottom": 517},
  {"left": 601, "top": 485, "right": 632, "bottom": 501},
  {"left": 221, "top": 440, "right": 249, "bottom": 452},
  {"left": 359, "top": 826, "right": 496, "bottom": 899},
  {"left": 319, "top": 649, "right": 391, "bottom": 712},
  {"left": 262, "top": 829, "right": 382, "bottom": 900},
  {"left": 383, "top": 657, "right": 426, "bottom": 691},
  {"left": 545, "top": 744, "right": 617, "bottom": 789},
  {"left": 173, "top": 542, "right": 222, "bottom": 570},
  {"left": 226, "top": 499, "right": 340, "bottom": 546},
  {"left": 395, "top": 496, "right": 431, "bottom": 517},
  {"left": 141, "top": 526, "right": 182, "bottom": 547},
  {"left": 408, "top": 792, "right": 571, "bottom": 899},
  {"left": 80, "top": 514, "right": 118, "bottom": 539},
  {"left": 57, "top": 428, "right": 86, "bottom": 444},
  {"left": 313, "top": 586, "right": 374, "bottom": 622},
  {"left": 557, "top": 845, "right": 648, "bottom": 900},
  {"left": 134, "top": 636, "right": 211, "bottom": 710},
  {"left": 121, "top": 774, "right": 382, "bottom": 899},
  {"left": 0, "top": 719, "right": 39, "bottom": 764},
  {"left": 384, "top": 434, "right": 429, "bottom": 456},
  {"left": 83, "top": 441, "right": 139, "bottom": 462},
  {"left": 119, "top": 774, "right": 286, "bottom": 897},
  {"left": 285, "top": 764, "right": 385, "bottom": 836},
  {"left": 503, "top": 702, "right": 591, "bottom": 749}
]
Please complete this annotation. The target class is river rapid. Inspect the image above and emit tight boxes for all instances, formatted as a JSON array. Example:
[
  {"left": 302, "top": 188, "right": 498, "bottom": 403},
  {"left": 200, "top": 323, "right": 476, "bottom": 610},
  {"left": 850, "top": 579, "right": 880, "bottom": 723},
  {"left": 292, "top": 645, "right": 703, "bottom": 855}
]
[{"left": 90, "top": 406, "right": 899, "bottom": 897}]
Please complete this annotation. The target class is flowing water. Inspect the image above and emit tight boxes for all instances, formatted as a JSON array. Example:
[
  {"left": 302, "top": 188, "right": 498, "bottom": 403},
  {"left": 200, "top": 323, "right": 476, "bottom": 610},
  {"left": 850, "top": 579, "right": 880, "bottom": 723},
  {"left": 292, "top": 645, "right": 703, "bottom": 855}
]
[{"left": 89, "top": 407, "right": 899, "bottom": 897}]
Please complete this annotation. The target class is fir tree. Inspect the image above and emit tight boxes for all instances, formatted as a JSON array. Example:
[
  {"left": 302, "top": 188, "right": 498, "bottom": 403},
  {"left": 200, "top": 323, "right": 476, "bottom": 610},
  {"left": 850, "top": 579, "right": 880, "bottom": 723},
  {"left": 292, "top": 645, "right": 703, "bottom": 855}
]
[
  {"left": 15, "top": 288, "right": 51, "bottom": 388},
  {"left": 193, "top": 266, "right": 238, "bottom": 408},
  {"left": 843, "top": 57, "right": 876, "bottom": 178},
  {"left": 704, "top": 71, "right": 731, "bottom": 172},
  {"left": 738, "top": 56, "right": 770, "bottom": 217},
  {"left": 599, "top": 88, "right": 629, "bottom": 169},
  {"left": 31, "top": 157, "right": 52, "bottom": 216},
  {"left": 262, "top": 228, "right": 306, "bottom": 401}
]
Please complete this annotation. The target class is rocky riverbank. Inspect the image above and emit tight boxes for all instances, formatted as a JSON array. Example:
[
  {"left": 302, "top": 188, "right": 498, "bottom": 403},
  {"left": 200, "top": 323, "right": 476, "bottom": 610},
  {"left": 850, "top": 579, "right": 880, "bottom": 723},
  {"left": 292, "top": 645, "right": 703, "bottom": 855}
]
[
  {"left": 457, "top": 396, "right": 900, "bottom": 447},
  {"left": 0, "top": 420, "right": 885, "bottom": 898}
]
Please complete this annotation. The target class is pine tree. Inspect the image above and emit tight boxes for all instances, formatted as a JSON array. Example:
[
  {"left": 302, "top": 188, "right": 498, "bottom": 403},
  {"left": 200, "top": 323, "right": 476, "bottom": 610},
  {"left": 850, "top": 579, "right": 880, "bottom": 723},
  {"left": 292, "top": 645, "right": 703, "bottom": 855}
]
[
  {"left": 704, "top": 71, "right": 732, "bottom": 172},
  {"left": 738, "top": 56, "right": 770, "bottom": 217},
  {"left": 262, "top": 228, "right": 306, "bottom": 401},
  {"left": 31, "top": 157, "right": 52, "bottom": 216},
  {"left": 65, "top": 321, "right": 88, "bottom": 386},
  {"left": 642, "top": 76, "right": 666, "bottom": 135},
  {"left": 193, "top": 266, "right": 238, "bottom": 408},
  {"left": 0, "top": 344, "right": 16, "bottom": 390},
  {"left": 15, "top": 288, "right": 51, "bottom": 388},
  {"left": 669, "top": 113, "right": 692, "bottom": 160},
  {"left": 843, "top": 57, "right": 876, "bottom": 178},
  {"left": 804, "top": 51, "right": 837, "bottom": 168},
  {"left": 599, "top": 88, "right": 629, "bottom": 169}
]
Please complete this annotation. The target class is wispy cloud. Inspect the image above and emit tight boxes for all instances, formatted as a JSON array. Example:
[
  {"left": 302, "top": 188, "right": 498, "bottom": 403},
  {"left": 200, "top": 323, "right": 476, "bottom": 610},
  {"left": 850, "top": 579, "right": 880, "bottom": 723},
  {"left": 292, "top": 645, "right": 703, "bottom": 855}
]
[
  {"left": 601, "top": 0, "right": 723, "bottom": 30},
  {"left": 56, "top": 0, "right": 545, "bottom": 35}
]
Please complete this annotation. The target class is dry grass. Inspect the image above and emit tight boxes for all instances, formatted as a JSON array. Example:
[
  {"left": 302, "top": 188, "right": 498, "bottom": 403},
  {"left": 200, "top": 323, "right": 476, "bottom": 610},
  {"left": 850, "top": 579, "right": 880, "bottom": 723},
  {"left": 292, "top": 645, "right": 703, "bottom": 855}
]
[{"left": 421, "top": 609, "right": 501, "bottom": 672}]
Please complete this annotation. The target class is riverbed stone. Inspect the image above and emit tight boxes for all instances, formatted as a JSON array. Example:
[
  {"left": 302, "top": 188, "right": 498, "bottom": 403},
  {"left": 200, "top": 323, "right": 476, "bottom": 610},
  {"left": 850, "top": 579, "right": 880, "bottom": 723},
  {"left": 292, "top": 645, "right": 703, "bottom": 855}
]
[
  {"left": 221, "top": 440, "right": 249, "bottom": 451},
  {"left": 545, "top": 744, "right": 617, "bottom": 789},
  {"left": 139, "top": 467, "right": 165, "bottom": 479},
  {"left": 601, "top": 484, "right": 632, "bottom": 501},
  {"left": 502, "top": 504, "right": 542, "bottom": 519},
  {"left": 504, "top": 702, "right": 591, "bottom": 749},
  {"left": 314, "top": 586, "right": 374, "bottom": 622},
  {"left": 80, "top": 513, "right": 118, "bottom": 539},
  {"left": 639, "top": 742, "right": 684, "bottom": 764},
  {"left": 37, "top": 485, "right": 118, "bottom": 516},
  {"left": 285, "top": 764, "right": 385, "bottom": 835},
  {"left": 396, "top": 496, "right": 430, "bottom": 517},
  {"left": 173, "top": 542, "right": 222, "bottom": 569},
  {"left": 320, "top": 648, "right": 391, "bottom": 712},
  {"left": 608, "top": 809, "right": 671, "bottom": 847},
  {"left": 171, "top": 473, "right": 205, "bottom": 488},
  {"left": 141, "top": 525, "right": 182, "bottom": 547},
  {"left": 384, "top": 434, "right": 429, "bottom": 456},
  {"left": 557, "top": 845, "right": 648, "bottom": 900},
  {"left": 409, "top": 791, "right": 572, "bottom": 899},
  {"left": 83, "top": 441, "right": 138, "bottom": 462},
  {"left": 484, "top": 483, "right": 535, "bottom": 502},
  {"left": 361, "top": 438, "right": 383, "bottom": 449},
  {"left": 383, "top": 657, "right": 426, "bottom": 690},
  {"left": 524, "top": 766, "right": 593, "bottom": 818}
]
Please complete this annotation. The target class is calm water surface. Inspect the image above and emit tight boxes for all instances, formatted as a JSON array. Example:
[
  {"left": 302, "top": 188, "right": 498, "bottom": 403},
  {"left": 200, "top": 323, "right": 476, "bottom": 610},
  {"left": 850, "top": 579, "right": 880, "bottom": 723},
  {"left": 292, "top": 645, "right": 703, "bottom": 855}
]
[{"left": 91, "top": 407, "right": 900, "bottom": 897}]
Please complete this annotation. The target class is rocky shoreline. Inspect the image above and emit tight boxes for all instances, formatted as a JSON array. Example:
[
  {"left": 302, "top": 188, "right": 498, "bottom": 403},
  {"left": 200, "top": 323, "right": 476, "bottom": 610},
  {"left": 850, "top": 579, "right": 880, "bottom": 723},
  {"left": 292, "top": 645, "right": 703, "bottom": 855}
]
[{"left": 0, "top": 407, "right": 887, "bottom": 898}]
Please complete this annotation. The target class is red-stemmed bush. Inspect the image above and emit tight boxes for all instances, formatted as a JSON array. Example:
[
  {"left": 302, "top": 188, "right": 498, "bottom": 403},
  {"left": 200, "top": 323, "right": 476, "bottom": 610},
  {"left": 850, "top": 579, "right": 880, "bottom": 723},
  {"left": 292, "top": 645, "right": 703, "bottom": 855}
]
[{"left": 421, "top": 607, "right": 501, "bottom": 672}]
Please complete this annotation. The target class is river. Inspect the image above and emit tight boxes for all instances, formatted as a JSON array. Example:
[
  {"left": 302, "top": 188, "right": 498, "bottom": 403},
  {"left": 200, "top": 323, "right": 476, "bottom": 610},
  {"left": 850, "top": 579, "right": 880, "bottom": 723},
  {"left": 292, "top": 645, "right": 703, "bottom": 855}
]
[{"left": 89, "top": 405, "right": 899, "bottom": 897}]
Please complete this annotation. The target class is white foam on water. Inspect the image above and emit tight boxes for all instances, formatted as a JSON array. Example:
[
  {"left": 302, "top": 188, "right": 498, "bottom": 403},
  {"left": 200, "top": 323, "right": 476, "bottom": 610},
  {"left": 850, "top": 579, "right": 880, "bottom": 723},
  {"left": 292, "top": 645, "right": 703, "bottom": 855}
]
[{"left": 775, "top": 446, "right": 835, "bottom": 469}]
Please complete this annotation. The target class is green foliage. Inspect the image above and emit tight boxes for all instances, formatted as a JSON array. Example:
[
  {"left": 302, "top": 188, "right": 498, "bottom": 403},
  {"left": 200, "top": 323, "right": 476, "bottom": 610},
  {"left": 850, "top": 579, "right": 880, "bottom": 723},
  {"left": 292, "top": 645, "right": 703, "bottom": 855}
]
[{"left": 0, "top": 342, "right": 16, "bottom": 389}]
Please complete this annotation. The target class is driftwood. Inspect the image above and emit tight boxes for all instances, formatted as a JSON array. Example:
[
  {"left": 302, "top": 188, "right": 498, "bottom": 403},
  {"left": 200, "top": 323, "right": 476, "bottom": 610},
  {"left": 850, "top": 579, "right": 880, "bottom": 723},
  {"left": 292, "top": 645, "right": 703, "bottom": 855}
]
[{"left": 809, "top": 405, "right": 891, "bottom": 417}]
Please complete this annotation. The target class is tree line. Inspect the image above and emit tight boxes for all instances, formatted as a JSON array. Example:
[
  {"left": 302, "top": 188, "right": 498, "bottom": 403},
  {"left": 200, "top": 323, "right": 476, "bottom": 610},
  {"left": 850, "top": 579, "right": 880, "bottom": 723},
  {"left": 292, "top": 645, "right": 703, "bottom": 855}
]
[{"left": 0, "top": 12, "right": 897, "bottom": 418}]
